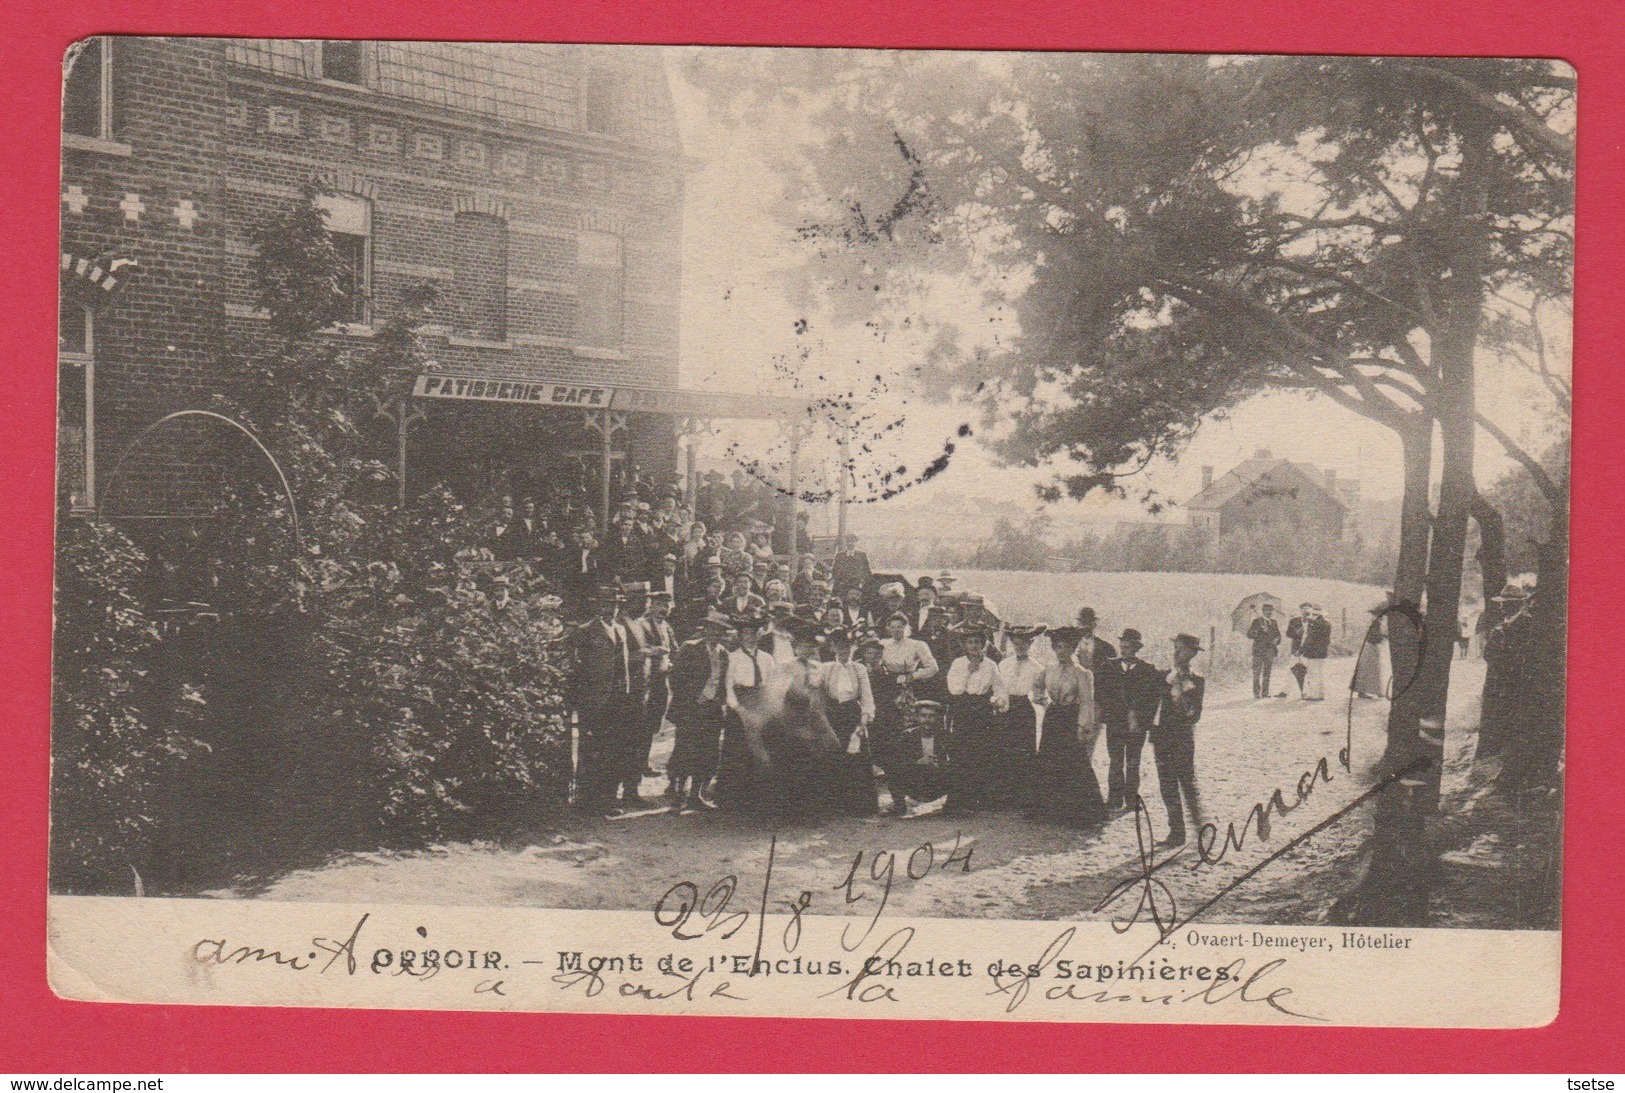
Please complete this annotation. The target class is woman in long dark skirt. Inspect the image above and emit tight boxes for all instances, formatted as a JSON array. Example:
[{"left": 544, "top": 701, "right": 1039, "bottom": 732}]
[
  {"left": 822, "top": 628, "right": 879, "bottom": 815},
  {"left": 1028, "top": 626, "right": 1108, "bottom": 828},
  {"left": 943, "top": 627, "right": 1000, "bottom": 815},
  {"left": 989, "top": 625, "right": 1045, "bottom": 808}
]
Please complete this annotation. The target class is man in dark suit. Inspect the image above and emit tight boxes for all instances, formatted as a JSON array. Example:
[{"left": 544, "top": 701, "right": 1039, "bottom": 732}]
[
  {"left": 564, "top": 527, "right": 601, "bottom": 609},
  {"left": 837, "top": 584, "right": 872, "bottom": 634},
  {"left": 572, "top": 587, "right": 635, "bottom": 812},
  {"left": 489, "top": 500, "right": 523, "bottom": 560},
  {"left": 668, "top": 612, "right": 732, "bottom": 811},
  {"left": 1101, "top": 628, "right": 1164, "bottom": 814},
  {"left": 831, "top": 537, "right": 872, "bottom": 595},
  {"left": 654, "top": 552, "right": 684, "bottom": 604},
  {"left": 1247, "top": 604, "right": 1283, "bottom": 698},
  {"left": 602, "top": 513, "right": 646, "bottom": 581},
  {"left": 1073, "top": 606, "right": 1117, "bottom": 674},
  {"left": 517, "top": 498, "right": 547, "bottom": 563},
  {"left": 1152, "top": 633, "right": 1206, "bottom": 847}
]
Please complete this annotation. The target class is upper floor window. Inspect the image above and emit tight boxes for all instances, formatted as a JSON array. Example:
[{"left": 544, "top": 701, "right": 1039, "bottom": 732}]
[
  {"left": 453, "top": 212, "right": 508, "bottom": 342},
  {"left": 317, "top": 193, "right": 372, "bottom": 325},
  {"left": 319, "top": 41, "right": 364, "bottom": 86},
  {"left": 577, "top": 231, "right": 623, "bottom": 348},
  {"left": 63, "top": 38, "right": 112, "bottom": 140},
  {"left": 582, "top": 68, "right": 615, "bottom": 134}
]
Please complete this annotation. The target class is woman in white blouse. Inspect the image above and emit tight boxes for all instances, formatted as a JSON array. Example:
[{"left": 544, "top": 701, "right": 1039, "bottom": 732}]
[
  {"left": 1029, "top": 625, "right": 1108, "bottom": 828},
  {"left": 944, "top": 626, "right": 1000, "bottom": 815},
  {"left": 873, "top": 612, "right": 940, "bottom": 816},
  {"left": 823, "top": 627, "right": 879, "bottom": 815},
  {"left": 987, "top": 625, "right": 1046, "bottom": 808}
]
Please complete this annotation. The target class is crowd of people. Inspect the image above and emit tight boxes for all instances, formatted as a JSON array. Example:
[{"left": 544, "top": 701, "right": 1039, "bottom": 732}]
[
  {"left": 461, "top": 470, "right": 1471, "bottom": 849},
  {"left": 565, "top": 534, "right": 1213, "bottom": 848}
]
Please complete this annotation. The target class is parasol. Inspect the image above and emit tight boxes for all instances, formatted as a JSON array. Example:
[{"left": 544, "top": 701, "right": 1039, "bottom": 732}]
[{"left": 1231, "top": 591, "right": 1285, "bottom": 634}]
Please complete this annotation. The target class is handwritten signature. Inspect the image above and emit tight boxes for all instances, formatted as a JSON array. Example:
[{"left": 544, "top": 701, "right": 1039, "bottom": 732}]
[
  {"left": 191, "top": 913, "right": 368, "bottom": 975},
  {"left": 1097, "top": 755, "right": 1431, "bottom": 965}
]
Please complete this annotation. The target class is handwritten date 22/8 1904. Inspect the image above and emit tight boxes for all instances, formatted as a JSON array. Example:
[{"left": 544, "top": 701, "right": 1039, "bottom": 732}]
[{"left": 651, "top": 833, "right": 975, "bottom": 961}]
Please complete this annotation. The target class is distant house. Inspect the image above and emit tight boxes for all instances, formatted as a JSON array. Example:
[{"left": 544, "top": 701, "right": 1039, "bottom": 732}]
[{"left": 1186, "top": 449, "right": 1360, "bottom": 539}]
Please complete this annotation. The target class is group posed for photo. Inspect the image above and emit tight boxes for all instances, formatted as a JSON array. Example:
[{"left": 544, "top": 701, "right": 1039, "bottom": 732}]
[
  {"left": 1245, "top": 601, "right": 1337, "bottom": 701},
  {"left": 569, "top": 556, "right": 1213, "bottom": 849}
]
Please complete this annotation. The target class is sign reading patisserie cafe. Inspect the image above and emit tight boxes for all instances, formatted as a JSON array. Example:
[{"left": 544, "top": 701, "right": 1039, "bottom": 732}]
[
  {"left": 411, "top": 374, "right": 809, "bottom": 420},
  {"left": 412, "top": 374, "right": 611, "bottom": 406}
]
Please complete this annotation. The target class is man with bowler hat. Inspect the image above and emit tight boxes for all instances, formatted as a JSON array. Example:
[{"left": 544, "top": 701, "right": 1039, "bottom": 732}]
[
  {"left": 573, "top": 586, "right": 635, "bottom": 813},
  {"left": 1101, "top": 628, "right": 1164, "bottom": 814}
]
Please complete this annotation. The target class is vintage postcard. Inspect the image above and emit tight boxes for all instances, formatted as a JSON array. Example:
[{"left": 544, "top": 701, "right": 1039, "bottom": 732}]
[{"left": 48, "top": 39, "right": 1570, "bottom": 1026}]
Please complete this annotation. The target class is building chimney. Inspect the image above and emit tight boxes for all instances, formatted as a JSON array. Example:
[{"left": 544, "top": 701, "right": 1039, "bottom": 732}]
[
  {"left": 1201, "top": 465, "right": 1214, "bottom": 490},
  {"left": 1325, "top": 467, "right": 1337, "bottom": 490}
]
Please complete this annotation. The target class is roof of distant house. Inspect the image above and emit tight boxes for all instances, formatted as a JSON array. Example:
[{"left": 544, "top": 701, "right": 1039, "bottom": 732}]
[{"left": 1187, "top": 449, "right": 1357, "bottom": 512}]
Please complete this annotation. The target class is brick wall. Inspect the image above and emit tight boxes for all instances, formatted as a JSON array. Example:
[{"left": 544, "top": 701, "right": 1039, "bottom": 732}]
[
  {"left": 61, "top": 38, "right": 687, "bottom": 517},
  {"left": 61, "top": 37, "right": 232, "bottom": 517}
]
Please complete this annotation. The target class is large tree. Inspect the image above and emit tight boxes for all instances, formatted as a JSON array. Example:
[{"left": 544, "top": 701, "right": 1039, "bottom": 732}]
[{"left": 697, "top": 51, "right": 1573, "bottom": 922}]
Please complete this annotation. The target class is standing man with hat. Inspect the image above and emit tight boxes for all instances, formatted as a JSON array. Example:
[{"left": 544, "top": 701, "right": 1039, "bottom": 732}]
[
  {"left": 572, "top": 586, "right": 635, "bottom": 813},
  {"left": 1286, "top": 602, "right": 1313, "bottom": 698},
  {"left": 668, "top": 612, "right": 732, "bottom": 812},
  {"left": 1073, "top": 607, "right": 1117, "bottom": 675},
  {"left": 1100, "top": 628, "right": 1164, "bottom": 814},
  {"left": 634, "top": 591, "right": 677, "bottom": 789},
  {"left": 1300, "top": 604, "right": 1332, "bottom": 701},
  {"left": 1152, "top": 634, "right": 1207, "bottom": 847},
  {"left": 1247, "top": 603, "right": 1283, "bottom": 699}
]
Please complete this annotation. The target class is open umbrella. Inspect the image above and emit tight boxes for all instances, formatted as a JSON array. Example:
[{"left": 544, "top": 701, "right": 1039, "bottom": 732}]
[{"left": 1231, "top": 591, "right": 1285, "bottom": 634}]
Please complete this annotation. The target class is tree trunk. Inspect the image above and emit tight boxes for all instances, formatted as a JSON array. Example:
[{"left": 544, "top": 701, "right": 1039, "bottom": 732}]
[
  {"left": 1327, "top": 413, "right": 1433, "bottom": 926},
  {"left": 1330, "top": 123, "right": 1492, "bottom": 927},
  {"left": 1501, "top": 492, "right": 1568, "bottom": 789},
  {"left": 1471, "top": 492, "right": 1510, "bottom": 757},
  {"left": 1381, "top": 413, "right": 1436, "bottom": 768}
]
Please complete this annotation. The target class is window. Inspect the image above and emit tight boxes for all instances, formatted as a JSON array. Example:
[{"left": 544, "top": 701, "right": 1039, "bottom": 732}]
[
  {"left": 582, "top": 68, "right": 615, "bottom": 134},
  {"left": 453, "top": 212, "right": 508, "bottom": 341},
  {"left": 317, "top": 193, "right": 372, "bottom": 325},
  {"left": 577, "top": 231, "right": 623, "bottom": 348},
  {"left": 63, "top": 38, "right": 112, "bottom": 140},
  {"left": 58, "top": 296, "right": 95, "bottom": 510},
  {"left": 320, "top": 41, "right": 364, "bottom": 85}
]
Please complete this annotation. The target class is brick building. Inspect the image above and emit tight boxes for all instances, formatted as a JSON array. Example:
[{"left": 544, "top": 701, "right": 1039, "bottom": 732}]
[
  {"left": 1186, "top": 449, "right": 1360, "bottom": 539},
  {"left": 59, "top": 38, "right": 780, "bottom": 523}
]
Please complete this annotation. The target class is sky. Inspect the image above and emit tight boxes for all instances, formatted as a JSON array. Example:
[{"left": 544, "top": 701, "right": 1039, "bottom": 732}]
[{"left": 660, "top": 47, "right": 1571, "bottom": 526}]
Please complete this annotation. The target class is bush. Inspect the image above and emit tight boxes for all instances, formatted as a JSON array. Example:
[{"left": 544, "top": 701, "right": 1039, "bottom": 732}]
[
  {"left": 51, "top": 187, "right": 579, "bottom": 892},
  {"left": 300, "top": 491, "right": 574, "bottom": 841},
  {"left": 50, "top": 518, "right": 204, "bottom": 891}
]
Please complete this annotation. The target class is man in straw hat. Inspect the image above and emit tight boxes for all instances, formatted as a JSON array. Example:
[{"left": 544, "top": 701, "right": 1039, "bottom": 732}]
[
  {"left": 1299, "top": 603, "right": 1333, "bottom": 701},
  {"left": 1152, "top": 633, "right": 1207, "bottom": 847}
]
